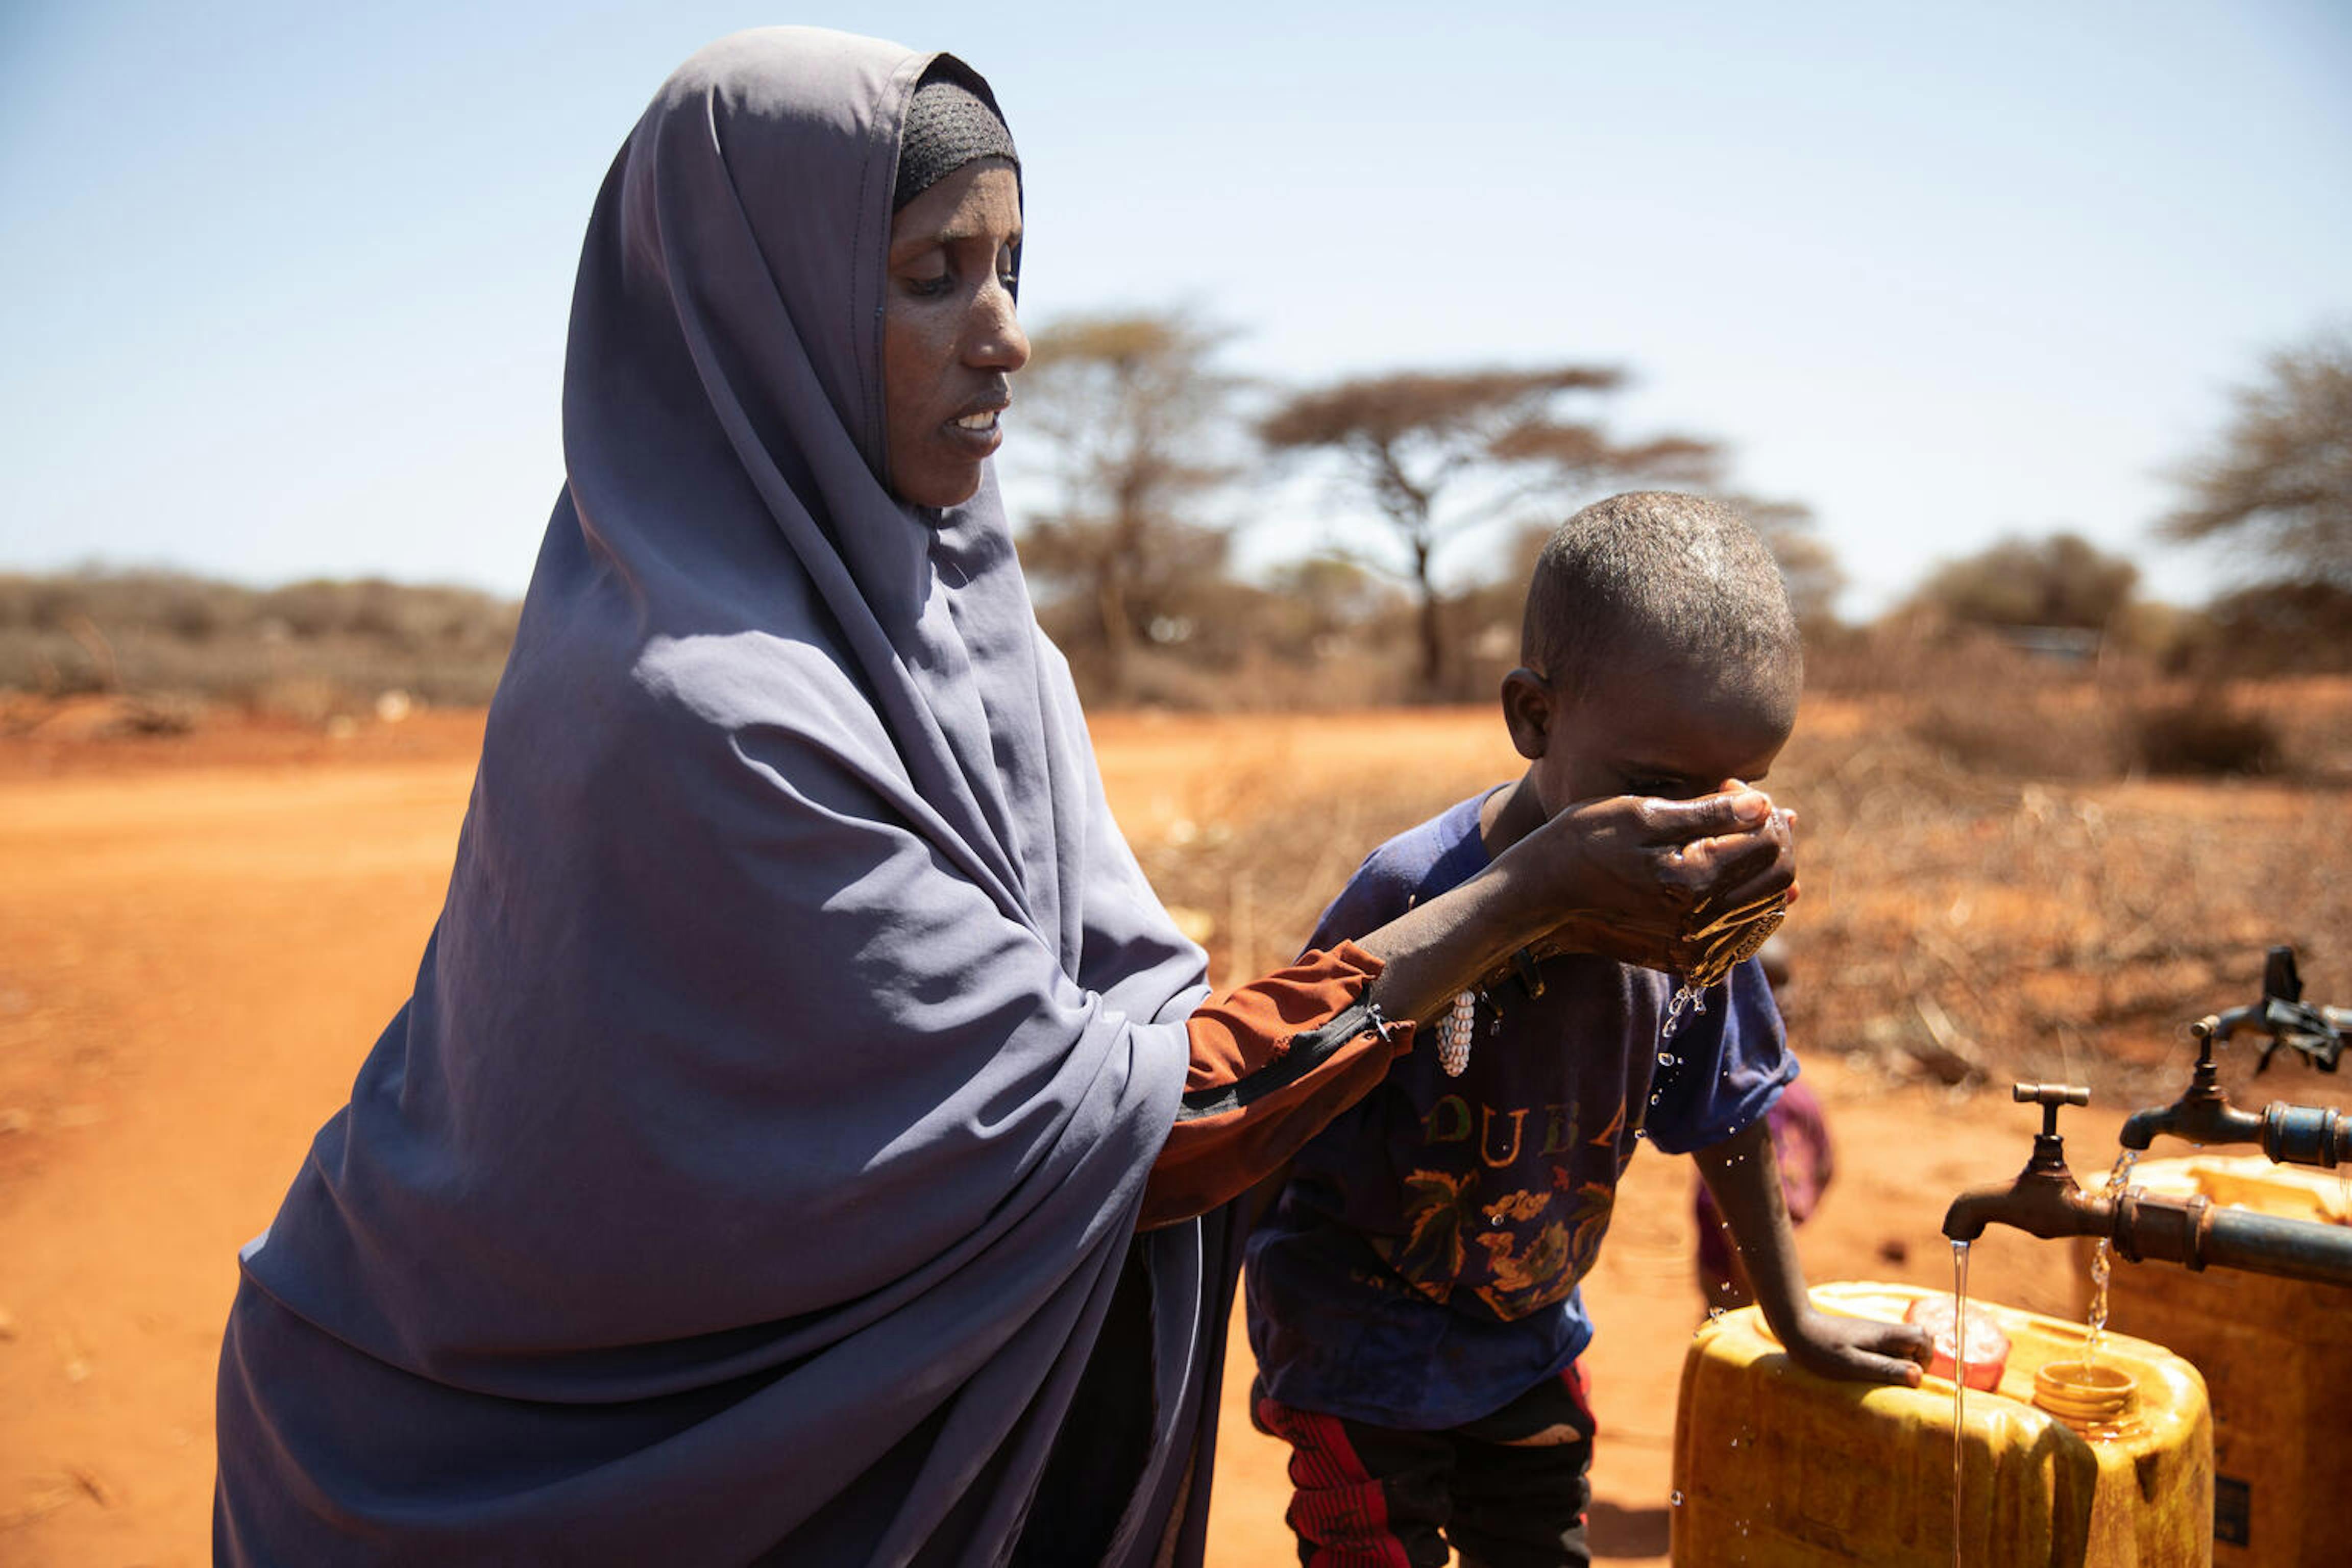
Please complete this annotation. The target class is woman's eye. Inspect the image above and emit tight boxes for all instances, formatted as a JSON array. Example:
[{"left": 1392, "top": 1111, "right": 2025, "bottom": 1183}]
[{"left": 902, "top": 272, "right": 954, "bottom": 298}]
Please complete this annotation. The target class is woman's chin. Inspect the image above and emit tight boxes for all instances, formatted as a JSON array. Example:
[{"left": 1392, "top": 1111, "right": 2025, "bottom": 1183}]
[{"left": 893, "top": 464, "right": 986, "bottom": 511}]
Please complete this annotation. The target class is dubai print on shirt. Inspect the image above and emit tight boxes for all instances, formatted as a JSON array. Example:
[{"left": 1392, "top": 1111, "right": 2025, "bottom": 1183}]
[
  {"left": 1380, "top": 1073, "right": 1638, "bottom": 1320},
  {"left": 1244, "top": 791, "right": 1795, "bottom": 1433}
]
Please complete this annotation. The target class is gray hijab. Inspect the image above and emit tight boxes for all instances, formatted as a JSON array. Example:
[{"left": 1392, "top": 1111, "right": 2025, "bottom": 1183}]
[{"left": 215, "top": 27, "right": 1217, "bottom": 1566}]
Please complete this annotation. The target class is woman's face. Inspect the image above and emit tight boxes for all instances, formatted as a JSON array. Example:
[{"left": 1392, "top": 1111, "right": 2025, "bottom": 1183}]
[{"left": 883, "top": 159, "right": 1028, "bottom": 509}]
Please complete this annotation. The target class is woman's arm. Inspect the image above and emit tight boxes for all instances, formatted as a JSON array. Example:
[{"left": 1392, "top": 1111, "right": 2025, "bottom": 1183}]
[{"left": 1139, "top": 788, "right": 1801, "bottom": 1227}]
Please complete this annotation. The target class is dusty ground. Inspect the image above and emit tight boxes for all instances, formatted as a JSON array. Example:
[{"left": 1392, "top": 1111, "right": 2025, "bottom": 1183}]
[{"left": 3, "top": 701, "right": 2346, "bottom": 1565}]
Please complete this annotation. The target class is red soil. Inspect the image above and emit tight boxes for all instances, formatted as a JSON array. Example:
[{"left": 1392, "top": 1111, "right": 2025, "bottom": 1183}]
[{"left": 2, "top": 705, "right": 2329, "bottom": 1564}]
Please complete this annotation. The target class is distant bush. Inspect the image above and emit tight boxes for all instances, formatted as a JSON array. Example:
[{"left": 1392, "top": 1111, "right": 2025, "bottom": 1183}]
[
  {"left": 0, "top": 568, "right": 519, "bottom": 715},
  {"left": 2126, "top": 696, "right": 2283, "bottom": 776},
  {"left": 2184, "top": 581, "right": 2352, "bottom": 678},
  {"left": 1908, "top": 695, "right": 2117, "bottom": 778},
  {"left": 1912, "top": 532, "right": 2139, "bottom": 632}
]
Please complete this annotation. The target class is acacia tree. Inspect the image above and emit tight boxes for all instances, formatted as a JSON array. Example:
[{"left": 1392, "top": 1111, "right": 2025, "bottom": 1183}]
[
  {"left": 1258, "top": 366, "right": 1719, "bottom": 693},
  {"left": 2160, "top": 330, "right": 2352, "bottom": 587},
  {"left": 1011, "top": 311, "right": 1237, "bottom": 701},
  {"left": 1914, "top": 533, "right": 2139, "bottom": 631}
]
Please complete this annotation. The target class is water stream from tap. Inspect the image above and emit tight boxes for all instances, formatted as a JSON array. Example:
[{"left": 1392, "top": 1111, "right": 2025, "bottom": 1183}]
[
  {"left": 1951, "top": 1238, "right": 1969, "bottom": 1568},
  {"left": 2082, "top": 1149, "right": 2139, "bottom": 1371}
]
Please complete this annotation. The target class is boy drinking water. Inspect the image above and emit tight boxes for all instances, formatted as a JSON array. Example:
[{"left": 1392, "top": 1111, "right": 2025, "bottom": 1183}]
[{"left": 1245, "top": 493, "right": 1928, "bottom": 1568}]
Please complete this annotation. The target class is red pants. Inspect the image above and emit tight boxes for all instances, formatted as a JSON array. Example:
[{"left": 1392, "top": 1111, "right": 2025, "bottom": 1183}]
[{"left": 1254, "top": 1366, "right": 1596, "bottom": 1568}]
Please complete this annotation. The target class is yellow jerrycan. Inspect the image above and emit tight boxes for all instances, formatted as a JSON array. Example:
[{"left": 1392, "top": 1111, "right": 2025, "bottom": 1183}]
[
  {"left": 1671, "top": 1281, "right": 2211, "bottom": 1565},
  {"left": 2071, "top": 1154, "right": 2351, "bottom": 1567}
]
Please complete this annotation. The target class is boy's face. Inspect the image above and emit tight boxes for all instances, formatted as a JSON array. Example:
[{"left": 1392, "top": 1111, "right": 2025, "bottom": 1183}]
[{"left": 1503, "top": 656, "right": 1796, "bottom": 819}]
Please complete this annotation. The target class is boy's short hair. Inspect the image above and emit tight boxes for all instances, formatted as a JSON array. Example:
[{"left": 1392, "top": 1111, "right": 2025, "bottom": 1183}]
[{"left": 1520, "top": 492, "right": 1803, "bottom": 710}]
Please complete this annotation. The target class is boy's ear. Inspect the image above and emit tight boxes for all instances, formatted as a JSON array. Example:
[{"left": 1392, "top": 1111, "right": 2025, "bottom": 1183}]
[{"left": 1500, "top": 667, "right": 1554, "bottom": 762}]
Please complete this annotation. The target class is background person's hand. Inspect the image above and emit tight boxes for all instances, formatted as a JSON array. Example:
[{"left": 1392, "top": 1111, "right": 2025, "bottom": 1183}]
[{"left": 1505, "top": 786, "right": 1797, "bottom": 975}]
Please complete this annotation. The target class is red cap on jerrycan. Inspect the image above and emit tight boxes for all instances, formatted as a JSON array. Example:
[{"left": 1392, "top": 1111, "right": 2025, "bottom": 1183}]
[{"left": 1904, "top": 1296, "right": 2010, "bottom": 1390}]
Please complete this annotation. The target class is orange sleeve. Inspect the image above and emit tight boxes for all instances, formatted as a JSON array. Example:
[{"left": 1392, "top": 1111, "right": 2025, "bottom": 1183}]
[{"left": 1138, "top": 940, "right": 1415, "bottom": 1231}]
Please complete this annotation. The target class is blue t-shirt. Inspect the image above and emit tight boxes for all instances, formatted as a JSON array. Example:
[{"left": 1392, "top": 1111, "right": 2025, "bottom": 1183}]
[{"left": 1244, "top": 790, "right": 1795, "bottom": 1431}]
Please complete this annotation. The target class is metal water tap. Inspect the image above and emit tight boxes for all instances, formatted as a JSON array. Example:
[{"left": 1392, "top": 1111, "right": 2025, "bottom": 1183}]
[
  {"left": 1943, "top": 1081, "right": 2352, "bottom": 1289},
  {"left": 1942, "top": 1084, "right": 2103, "bottom": 1243},
  {"left": 2118, "top": 946, "right": 2352, "bottom": 1168},
  {"left": 2117, "top": 1018, "right": 2266, "bottom": 1150}
]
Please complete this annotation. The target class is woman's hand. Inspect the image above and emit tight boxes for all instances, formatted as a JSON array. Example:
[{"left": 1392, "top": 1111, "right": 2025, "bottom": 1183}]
[
  {"left": 1354, "top": 785, "right": 1795, "bottom": 1026},
  {"left": 1500, "top": 786, "right": 1797, "bottom": 976},
  {"left": 1779, "top": 1306, "right": 1932, "bottom": 1388}
]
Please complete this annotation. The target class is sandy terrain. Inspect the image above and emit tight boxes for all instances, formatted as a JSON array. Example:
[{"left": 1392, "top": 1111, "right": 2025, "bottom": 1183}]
[{"left": 1, "top": 704, "right": 2337, "bottom": 1565}]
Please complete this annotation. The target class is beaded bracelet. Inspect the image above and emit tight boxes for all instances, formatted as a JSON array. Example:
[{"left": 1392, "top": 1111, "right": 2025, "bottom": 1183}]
[{"left": 1438, "top": 989, "right": 1479, "bottom": 1076}]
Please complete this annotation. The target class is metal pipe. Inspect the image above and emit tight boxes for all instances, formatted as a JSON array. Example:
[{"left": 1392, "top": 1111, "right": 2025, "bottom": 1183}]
[
  {"left": 1944, "top": 1180, "right": 2352, "bottom": 1290},
  {"left": 2201, "top": 1208, "right": 2352, "bottom": 1286},
  {"left": 2109, "top": 1187, "right": 2352, "bottom": 1287},
  {"left": 2262, "top": 1102, "right": 2351, "bottom": 1169}
]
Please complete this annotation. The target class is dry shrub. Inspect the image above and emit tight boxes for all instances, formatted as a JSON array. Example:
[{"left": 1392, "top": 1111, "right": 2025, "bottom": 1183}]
[
  {"left": 251, "top": 677, "right": 354, "bottom": 727},
  {"left": 1752, "top": 695, "right": 2352, "bottom": 1104},
  {"left": 1813, "top": 612, "right": 2315, "bottom": 785},
  {"left": 0, "top": 569, "right": 517, "bottom": 717},
  {"left": 2125, "top": 697, "right": 2282, "bottom": 776},
  {"left": 2247, "top": 675, "right": 2352, "bottom": 772},
  {"left": 1906, "top": 692, "right": 2119, "bottom": 778}
]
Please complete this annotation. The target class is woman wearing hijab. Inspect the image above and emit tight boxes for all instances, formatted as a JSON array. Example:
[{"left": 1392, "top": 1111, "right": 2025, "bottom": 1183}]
[{"left": 213, "top": 28, "right": 1795, "bottom": 1567}]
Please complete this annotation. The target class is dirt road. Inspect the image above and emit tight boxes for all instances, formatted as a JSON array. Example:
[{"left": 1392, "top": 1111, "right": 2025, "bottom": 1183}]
[{"left": 0, "top": 708, "right": 2195, "bottom": 1564}]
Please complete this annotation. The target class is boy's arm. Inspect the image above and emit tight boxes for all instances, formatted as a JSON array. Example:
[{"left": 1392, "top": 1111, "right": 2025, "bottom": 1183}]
[{"left": 1693, "top": 1117, "right": 1930, "bottom": 1386}]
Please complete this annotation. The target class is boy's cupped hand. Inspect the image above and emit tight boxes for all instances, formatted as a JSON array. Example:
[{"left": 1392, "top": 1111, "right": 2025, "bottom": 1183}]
[{"left": 1516, "top": 783, "right": 1796, "bottom": 975}]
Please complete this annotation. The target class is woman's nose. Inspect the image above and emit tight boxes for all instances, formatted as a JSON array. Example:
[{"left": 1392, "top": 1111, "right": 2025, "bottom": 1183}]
[{"left": 968, "top": 286, "right": 1030, "bottom": 374}]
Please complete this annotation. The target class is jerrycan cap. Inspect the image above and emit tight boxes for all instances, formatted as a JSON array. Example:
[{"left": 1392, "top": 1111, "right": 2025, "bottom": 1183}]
[{"left": 2032, "top": 1361, "right": 2139, "bottom": 1436}]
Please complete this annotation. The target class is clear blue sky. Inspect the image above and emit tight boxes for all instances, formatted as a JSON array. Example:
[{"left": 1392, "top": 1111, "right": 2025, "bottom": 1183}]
[{"left": 4, "top": 1, "right": 2348, "bottom": 615}]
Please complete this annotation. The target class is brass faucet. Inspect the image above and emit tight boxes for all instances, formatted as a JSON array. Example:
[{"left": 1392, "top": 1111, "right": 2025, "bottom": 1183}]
[
  {"left": 2118, "top": 947, "right": 2350, "bottom": 1168},
  {"left": 1942, "top": 1084, "right": 2108, "bottom": 1243},
  {"left": 2117, "top": 1018, "right": 2265, "bottom": 1152}
]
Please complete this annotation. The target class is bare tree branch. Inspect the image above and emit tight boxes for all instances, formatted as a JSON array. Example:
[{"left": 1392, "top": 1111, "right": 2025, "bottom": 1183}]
[
  {"left": 1259, "top": 365, "right": 1721, "bottom": 694},
  {"left": 2159, "top": 329, "right": 2352, "bottom": 587}
]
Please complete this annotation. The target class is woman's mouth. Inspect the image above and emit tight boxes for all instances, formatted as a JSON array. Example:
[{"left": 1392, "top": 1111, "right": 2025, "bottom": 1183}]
[{"left": 943, "top": 406, "right": 1005, "bottom": 457}]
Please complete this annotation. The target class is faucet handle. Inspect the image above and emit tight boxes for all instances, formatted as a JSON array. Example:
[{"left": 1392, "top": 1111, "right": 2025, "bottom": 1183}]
[{"left": 2014, "top": 1082, "right": 2091, "bottom": 1143}]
